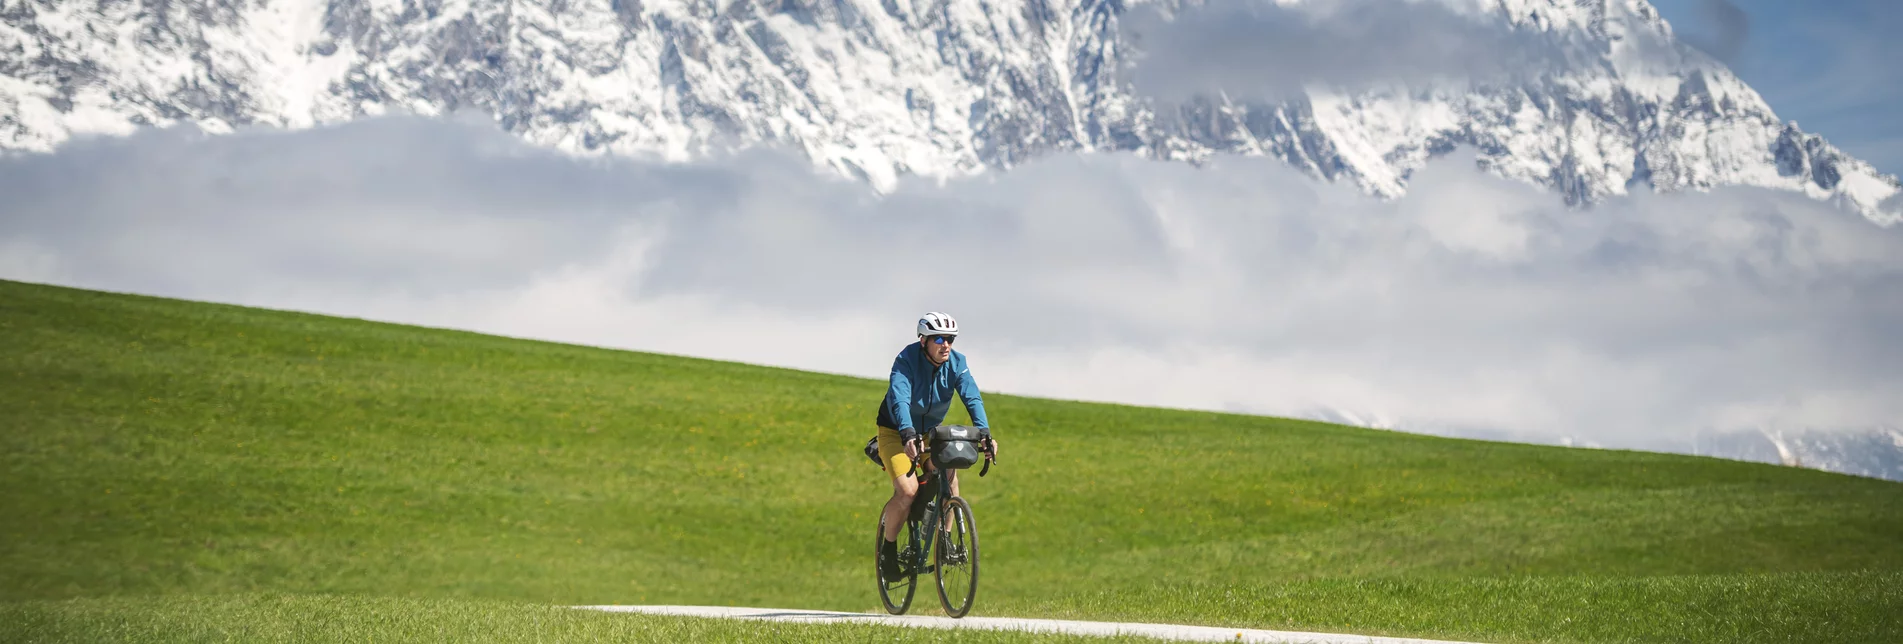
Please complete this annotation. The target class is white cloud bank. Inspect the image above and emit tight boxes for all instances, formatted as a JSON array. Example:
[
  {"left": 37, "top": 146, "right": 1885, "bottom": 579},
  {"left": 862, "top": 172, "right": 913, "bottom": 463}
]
[{"left": 4, "top": 117, "right": 1900, "bottom": 457}]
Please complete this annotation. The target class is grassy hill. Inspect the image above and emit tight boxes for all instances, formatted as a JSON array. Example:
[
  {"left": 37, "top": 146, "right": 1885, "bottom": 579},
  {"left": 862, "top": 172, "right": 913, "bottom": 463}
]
[{"left": 2, "top": 279, "right": 1899, "bottom": 643}]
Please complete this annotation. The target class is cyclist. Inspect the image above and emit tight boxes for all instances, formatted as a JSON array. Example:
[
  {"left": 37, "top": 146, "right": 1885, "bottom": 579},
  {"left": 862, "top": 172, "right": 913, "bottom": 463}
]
[{"left": 876, "top": 311, "right": 998, "bottom": 578}]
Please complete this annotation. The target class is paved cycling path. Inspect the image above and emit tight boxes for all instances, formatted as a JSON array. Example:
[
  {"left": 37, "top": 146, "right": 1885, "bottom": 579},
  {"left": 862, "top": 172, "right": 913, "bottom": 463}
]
[{"left": 571, "top": 605, "right": 1489, "bottom": 643}]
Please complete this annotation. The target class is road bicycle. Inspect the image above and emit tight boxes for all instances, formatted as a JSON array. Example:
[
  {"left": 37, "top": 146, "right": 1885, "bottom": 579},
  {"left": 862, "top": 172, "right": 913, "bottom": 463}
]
[{"left": 873, "top": 425, "right": 995, "bottom": 618}]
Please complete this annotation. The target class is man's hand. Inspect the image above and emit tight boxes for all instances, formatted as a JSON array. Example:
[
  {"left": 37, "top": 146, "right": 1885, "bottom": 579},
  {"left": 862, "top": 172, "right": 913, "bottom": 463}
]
[
  {"left": 904, "top": 437, "right": 922, "bottom": 463},
  {"left": 986, "top": 437, "right": 1001, "bottom": 460}
]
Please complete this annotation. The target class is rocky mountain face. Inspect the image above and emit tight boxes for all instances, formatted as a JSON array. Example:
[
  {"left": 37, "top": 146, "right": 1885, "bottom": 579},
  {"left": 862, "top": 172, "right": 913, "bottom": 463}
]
[
  {"left": 1695, "top": 429, "right": 1903, "bottom": 483},
  {"left": 2, "top": 0, "right": 1899, "bottom": 222}
]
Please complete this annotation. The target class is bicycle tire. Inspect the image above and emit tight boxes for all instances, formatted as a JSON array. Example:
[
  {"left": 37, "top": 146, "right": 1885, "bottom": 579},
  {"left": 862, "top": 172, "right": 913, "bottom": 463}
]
[
  {"left": 934, "top": 496, "right": 980, "bottom": 617},
  {"left": 876, "top": 514, "right": 917, "bottom": 614}
]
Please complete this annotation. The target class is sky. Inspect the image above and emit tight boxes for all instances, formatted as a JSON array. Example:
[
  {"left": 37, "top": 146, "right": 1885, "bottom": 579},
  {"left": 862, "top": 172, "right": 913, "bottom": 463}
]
[
  {"left": 1651, "top": 0, "right": 1903, "bottom": 177},
  {"left": 2, "top": 0, "right": 1900, "bottom": 465}
]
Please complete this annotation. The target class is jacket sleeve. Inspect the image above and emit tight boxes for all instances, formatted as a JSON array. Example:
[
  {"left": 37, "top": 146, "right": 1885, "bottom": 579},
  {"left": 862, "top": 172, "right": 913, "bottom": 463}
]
[
  {"left": 886, "top": 354, "right": 917, "bottom": 439},
  {"left": 956, "top": 359, "right": 989, "bottom": 429}
]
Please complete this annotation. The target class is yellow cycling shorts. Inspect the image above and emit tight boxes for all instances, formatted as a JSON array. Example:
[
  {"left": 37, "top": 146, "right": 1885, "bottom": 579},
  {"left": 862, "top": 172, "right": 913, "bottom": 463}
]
[{"left": 876, "top": 426, "right": 927, "bottom": 480}]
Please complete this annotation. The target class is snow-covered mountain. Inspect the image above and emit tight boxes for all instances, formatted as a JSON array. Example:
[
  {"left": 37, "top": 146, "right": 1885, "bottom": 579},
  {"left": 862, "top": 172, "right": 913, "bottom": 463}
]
[
  {"left": 1695, "top": 428, "right": 1903, "bottom": 483},
  {"left": 2, "top": 0, "right": 1899, "bottom": 222},
  {"left": 1308, "top": 411, "right": 1903, "bottom": 483}
]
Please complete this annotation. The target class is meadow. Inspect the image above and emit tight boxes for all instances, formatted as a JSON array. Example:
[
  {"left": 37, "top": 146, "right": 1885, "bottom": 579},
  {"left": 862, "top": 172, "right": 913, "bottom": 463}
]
[{"left": 2, "top": 279, "right": 1898, "bottom": 643}]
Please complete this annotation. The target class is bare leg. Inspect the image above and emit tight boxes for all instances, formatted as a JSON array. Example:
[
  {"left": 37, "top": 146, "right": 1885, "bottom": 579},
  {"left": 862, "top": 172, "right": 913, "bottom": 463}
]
[{"left": 881, "top": 473, "right": 918, "bottom": 541}]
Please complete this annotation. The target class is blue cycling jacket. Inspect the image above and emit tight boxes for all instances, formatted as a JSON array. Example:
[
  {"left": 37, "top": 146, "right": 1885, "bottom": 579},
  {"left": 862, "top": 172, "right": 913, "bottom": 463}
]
[{"left": 877, "top": 342, "right": 989, "bottom": 440}]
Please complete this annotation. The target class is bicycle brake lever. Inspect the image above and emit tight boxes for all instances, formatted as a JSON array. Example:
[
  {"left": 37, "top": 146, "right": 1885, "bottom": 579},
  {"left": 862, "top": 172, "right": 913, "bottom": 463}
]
[{"left": 903, "top": 438, "right": 923, "bottom": 478}]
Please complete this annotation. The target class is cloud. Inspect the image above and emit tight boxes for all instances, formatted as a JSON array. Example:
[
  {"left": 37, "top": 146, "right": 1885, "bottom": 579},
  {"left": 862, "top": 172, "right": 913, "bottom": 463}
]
[
  {"left": 1121, "top": 0, "right": 1587, "bottom": 103},
  {"left": 4, "top": 116, "right": 1902, "bottom": 458}
]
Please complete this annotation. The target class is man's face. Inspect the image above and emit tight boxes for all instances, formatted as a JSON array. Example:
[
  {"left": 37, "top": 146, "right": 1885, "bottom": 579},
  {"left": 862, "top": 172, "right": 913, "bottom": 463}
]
[{"left": 921, "top": 334, "right": 954, "bottom": 363}]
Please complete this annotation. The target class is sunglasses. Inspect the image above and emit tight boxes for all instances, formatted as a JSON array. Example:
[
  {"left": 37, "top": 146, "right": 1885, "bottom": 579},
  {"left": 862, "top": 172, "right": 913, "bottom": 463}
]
[{"left": 926, "top": 335, "right": 956, "bottom": 345}]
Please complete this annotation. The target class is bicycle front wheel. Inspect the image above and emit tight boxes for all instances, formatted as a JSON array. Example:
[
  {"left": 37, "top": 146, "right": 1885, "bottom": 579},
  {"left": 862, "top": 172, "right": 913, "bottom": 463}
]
[{"left": 934, "top": 496, "right": 980, "bottom": 617}]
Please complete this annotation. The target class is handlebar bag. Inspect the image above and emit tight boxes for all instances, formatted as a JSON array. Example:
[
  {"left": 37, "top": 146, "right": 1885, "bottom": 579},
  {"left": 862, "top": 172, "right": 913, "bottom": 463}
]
[{"left": 930, "top": 425, "right": 983, "bottom": 470}]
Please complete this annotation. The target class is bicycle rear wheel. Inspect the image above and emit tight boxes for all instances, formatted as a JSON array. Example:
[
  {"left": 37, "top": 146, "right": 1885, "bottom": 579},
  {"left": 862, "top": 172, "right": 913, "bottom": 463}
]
[
  {"left": 876, "top": 514, "right": 917, "bottom": 614},
  {"left": 934, "top": 496, "right": 980, "bottom": 617}
]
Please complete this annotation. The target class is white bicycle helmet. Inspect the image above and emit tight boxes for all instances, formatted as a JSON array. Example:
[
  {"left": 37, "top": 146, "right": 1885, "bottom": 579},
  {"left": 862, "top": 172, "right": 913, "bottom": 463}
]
[{"left": 917, "top": 311, "right": 959, "bottom": 337}]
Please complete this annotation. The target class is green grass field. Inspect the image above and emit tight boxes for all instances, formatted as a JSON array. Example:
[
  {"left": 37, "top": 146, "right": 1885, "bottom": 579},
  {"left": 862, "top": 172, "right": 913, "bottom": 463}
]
[{"left": 2, "top": 279, "right": 1899, "bottom": 643}]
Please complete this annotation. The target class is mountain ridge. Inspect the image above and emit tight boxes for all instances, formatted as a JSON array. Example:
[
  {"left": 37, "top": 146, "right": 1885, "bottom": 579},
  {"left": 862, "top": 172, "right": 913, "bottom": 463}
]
[{"left": 2, "top": 0, "right": 1899, "bottom": 222}]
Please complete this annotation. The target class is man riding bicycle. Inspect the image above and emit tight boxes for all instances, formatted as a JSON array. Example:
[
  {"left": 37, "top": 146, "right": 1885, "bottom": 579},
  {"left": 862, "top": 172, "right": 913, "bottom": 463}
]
[{"left": 875, "top": 312, "right": 999, "bottom": 579}]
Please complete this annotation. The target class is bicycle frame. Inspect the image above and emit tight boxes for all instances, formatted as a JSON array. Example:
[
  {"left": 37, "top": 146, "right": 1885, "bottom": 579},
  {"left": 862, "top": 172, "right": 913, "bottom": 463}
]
[{"left": 901, "top": 460, "right": 950, "bottom": 575}]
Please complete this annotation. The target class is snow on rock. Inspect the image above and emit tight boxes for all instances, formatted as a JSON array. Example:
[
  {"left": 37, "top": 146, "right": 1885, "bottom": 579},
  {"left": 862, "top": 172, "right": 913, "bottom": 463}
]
[{"left": 1, "top": 0, "right": 1898, "bottom": 222}]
